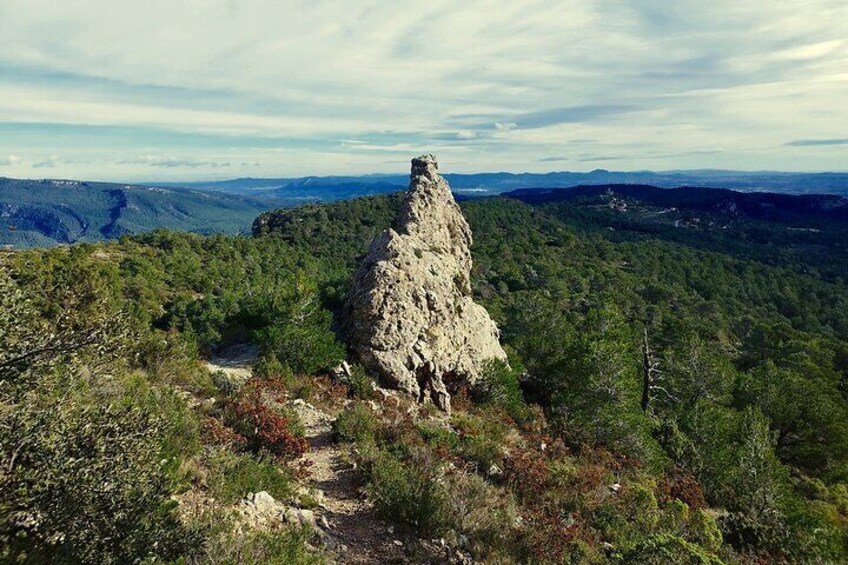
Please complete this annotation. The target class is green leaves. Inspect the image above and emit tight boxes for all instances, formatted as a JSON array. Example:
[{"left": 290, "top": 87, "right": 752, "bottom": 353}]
[
  {"left": 0, "top": 266, "right": 132, "bottom": 405},
  {"left": 0, "top": 373, "right": 201, "bottom": 563}
]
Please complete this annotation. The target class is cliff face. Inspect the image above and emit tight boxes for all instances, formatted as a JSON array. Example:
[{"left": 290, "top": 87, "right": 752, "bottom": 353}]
[{"left": 344, "top": 155, "right": 507, "bottom": 412}]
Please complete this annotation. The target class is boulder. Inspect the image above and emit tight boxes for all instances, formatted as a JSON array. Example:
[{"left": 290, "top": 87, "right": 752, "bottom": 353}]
[
  {"left": 238, "top": 491, "right": 319, "bottom": 531},
  {"left": 344, "top": 155, "right": 507, "bottom": 412}
]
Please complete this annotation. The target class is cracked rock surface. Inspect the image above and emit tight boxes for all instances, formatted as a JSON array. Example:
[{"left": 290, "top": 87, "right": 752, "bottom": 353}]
[{"left": 344, "top": 154, "right": 507, "bottom": 412}]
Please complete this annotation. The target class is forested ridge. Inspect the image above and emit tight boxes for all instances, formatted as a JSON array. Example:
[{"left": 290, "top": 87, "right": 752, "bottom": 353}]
[{"left": 2, "top": 191, "right": 848, "bottom": 563}]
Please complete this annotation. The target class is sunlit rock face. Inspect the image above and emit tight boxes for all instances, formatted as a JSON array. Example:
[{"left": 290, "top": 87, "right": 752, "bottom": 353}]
[{"left": 344, "top": 155, "right": 507, "bottom": 412}]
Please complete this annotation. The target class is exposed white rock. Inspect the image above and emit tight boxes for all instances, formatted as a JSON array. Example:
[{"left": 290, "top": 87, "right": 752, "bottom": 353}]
[
  {"left": 238, "top": 491, "right": 284, "bottom": 530},
  {"left": 344, "top": 155, "right": 507, "bottom": 412},
  {"left": 238, "top": 491, "right": 319, "bottom": 531}
]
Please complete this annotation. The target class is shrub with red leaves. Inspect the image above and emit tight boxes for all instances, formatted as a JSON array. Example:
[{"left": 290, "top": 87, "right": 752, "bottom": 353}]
[
  {"left": 520, "top": 508, "right": 598, "bottom": 563},
  {"left": 224, "top": 387, "right": 308, "bottom": 460},
  {"left": 504, "top": 448, "right": 551, "bottom": 502},
  {"left": 450, "top": 384, "right": 473, "bottom": 413},
  {"left": 657, "top": 465, "right": 707, "bottom": 510},
  {"left": 202, "top": 416, "right": 246, "bottom": 448},
  {"left": 573, "top": 462, "right": 608, "bottom": 493}
]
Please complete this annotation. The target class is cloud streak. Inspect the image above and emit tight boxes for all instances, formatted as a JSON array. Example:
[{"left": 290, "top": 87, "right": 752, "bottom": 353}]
[
  {"left": 786, "top": 138, "right": 848, "bottom": 147},
  {"left": 117, "top": 156, "right": 233, "bottom": 168}
]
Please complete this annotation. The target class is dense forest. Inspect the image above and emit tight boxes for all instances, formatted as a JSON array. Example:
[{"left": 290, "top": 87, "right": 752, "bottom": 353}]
[{"left": 3, "top": 190, "right": 848, "bottom": 563}]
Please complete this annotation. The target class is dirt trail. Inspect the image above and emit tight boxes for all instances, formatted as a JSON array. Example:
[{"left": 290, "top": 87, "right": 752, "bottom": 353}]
[
  {"left": 293, "top": 400, "right": 406, "bottom": 564},
  {"left": 205, "top": 343, "right": 258, "bottom": 381},
  {"left": 204, "top": 344, "right": 409, "bottom": 562}
]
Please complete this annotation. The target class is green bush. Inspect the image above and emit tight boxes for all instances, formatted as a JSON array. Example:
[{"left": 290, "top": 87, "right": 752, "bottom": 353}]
[
  {"left": 453, "top": 412, "right": 508, "bottom": 472},
  {"left": 333, "top": 403, "right": 378, "bottom": 444},
  {"left": 417, "top": 422, "right": 460, "bottom": 453},
  {"left": 198, "top": 525, "right": 325, "bottom": 564},
  {"left": 473, "top": 357, "right": 527, "bottom": 421},
  {"left": 0, "top": 373, "right": 201, "bottom": 563},
  {"left": 136, "top": 329, "right": 215, "bottom": 394},
  {"left": 204, "top": 448, "right": 293, "bottom": 505},
  {"left": 442, "top": 472, "right": 519, "bottom": 560},
  {"left": 253, "top": 351, "right": 294, "bottom": 386},
  {"left": 366, "top": 450, "right": 450, "bottom": 538},
  {"left": 254, "top": 307, "right": 344, "bottom": 375},
  {"left": 688, "top": 509, "right": 723, "bottom": 554},
  {"left": 621, "top": 533, "right": 724, "bottom": 564},
  {"left": 622, "top": 484, "right": 660, "bottom": 533},
  {"left": 346, "top": 363, "right": 378, "bottom": 399},
  {"left": 128, "top": 374, "right": 202, "bottom": 466}
]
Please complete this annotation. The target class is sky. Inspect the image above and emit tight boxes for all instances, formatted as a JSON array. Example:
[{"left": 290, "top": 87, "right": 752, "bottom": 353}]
[{"left": 1, "top": 0, "right": 847, "bottom": 181}]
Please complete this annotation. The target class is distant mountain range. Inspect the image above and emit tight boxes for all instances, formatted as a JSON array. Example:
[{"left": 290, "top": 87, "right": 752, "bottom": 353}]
[
  {"left": 168, "top": 169, "right": 848, "bottom": 201},
  {"left": 0, "top": 178, "right": 274, "bottom": 248},
  {"left": 4, "top": 168, "right": 848, "bottom": 249}
]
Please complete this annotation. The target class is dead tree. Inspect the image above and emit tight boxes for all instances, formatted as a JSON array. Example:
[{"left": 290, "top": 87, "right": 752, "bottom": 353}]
[{"left": 641, "top": 327, "right": 673, "bottom": 411}]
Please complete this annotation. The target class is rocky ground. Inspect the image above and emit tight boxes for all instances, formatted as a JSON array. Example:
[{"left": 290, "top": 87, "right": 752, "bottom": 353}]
[{"left": 203, "top": 345, "right": 423, "bottom": 564}]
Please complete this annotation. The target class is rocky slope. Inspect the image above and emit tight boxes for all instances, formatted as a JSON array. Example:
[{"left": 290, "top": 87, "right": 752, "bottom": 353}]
[{"left": 344, "top": 155, "right": 507, "bottom": 412}]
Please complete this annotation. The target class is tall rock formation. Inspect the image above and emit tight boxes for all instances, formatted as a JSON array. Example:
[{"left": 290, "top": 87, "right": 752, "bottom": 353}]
[{"left": 344, "top": 155, "right": 507, "bottom": 412}]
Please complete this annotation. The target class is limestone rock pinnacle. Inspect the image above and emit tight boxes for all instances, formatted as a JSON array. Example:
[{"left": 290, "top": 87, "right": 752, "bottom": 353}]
[{"left": 344, "top": 155, "right": 508, "bottom": 412}]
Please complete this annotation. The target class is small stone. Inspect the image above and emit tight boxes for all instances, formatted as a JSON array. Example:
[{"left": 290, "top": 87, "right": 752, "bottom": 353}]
[
  {"left": 393, "top": 540, "right": 403, "bottom": 547},
  {"left": 332, "top": 360, "right": 353, "bottom": 379},
  {"left": 282, "top": 507, "right": 317, "bottom": 528}
]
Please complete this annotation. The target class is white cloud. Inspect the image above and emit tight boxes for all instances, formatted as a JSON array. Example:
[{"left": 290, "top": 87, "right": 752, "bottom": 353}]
[{"left": 0, "top": 0, "right": 846, "bottom": 179}]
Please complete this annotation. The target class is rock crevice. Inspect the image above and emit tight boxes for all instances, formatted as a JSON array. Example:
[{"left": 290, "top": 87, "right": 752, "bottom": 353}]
[{"left": 344, "top": 155, "right": 507, "bottom": 411}]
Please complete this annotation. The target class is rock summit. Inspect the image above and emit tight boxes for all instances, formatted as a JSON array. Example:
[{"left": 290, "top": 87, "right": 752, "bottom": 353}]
[{"left": 344, "top": 155, "right": 507, "bottom": 412}]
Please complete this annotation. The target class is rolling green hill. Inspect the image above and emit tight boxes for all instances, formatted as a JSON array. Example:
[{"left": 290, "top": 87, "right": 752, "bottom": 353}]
[{"left": 0, "top": 177, "right": 274, "bottom": 248}]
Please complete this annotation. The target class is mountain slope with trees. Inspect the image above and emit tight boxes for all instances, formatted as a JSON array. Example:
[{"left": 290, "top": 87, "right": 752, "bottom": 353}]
[
  {"left": 2, "top": 190, "right": 848, "bottom": 563},
  {"left": 0, "top": 177, "right": 274, "bottom": 248}
]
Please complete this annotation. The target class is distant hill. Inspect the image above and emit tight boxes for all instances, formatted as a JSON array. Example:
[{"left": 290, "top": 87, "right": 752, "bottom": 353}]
[
  {"left": 504, "top": 184, "right": 848, "bottom": 224},
  {"left": 165, "top": 175, "right": 408, "bottom": 204},
  {"left": 500, "top": 184, "right": 848, "bottom": 283},
  {"left": 0, "top": 177, "right": 274, "bottom": 248},
  {"left": 169, "top": 169, "right": 848, "bottom": 200}
]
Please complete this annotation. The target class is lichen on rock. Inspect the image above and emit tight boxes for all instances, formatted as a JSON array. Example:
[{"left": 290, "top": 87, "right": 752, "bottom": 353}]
[{"left": 344, "top": 154, "right": 507, "bottom": 412}]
